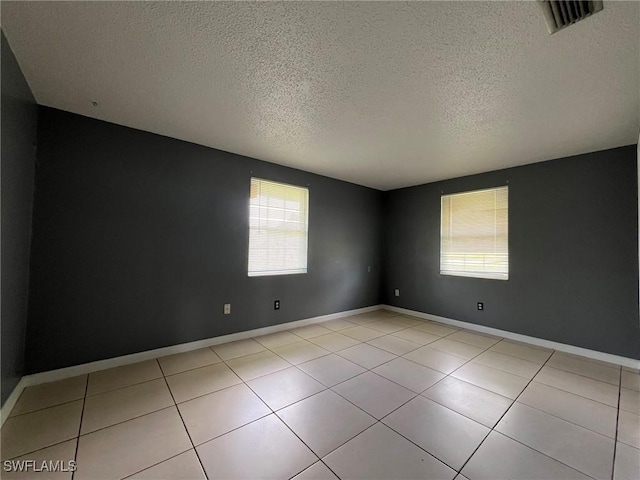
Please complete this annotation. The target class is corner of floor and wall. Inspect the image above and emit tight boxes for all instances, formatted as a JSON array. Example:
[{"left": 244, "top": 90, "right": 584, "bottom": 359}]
[{"left": 1, "top": 27, "right": 639, "bottom": 421}]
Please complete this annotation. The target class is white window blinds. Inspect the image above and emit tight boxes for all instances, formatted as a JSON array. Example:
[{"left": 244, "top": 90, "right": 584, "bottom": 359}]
[
  {"left": 248, "top": 178, "right": 309, "bottom": 277},
  {"left": 440, "top": 186, "right": 508, "bottom": 280}
]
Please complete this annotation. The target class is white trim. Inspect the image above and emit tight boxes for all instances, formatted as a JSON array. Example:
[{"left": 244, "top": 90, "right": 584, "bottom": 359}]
[
  {"left": 384, "top": 305, "right": 640, "bottom": 369},
  {"left": 1, "top": 377, "right": 28, "bottom": 428},
  {"left": 0, "top": 304, "right": 383, "bottom": 422}
]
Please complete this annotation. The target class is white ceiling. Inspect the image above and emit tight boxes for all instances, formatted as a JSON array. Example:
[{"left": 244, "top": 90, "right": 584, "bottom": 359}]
[{"left": 2, "top": 1, "right": 638, "bottom": 190}]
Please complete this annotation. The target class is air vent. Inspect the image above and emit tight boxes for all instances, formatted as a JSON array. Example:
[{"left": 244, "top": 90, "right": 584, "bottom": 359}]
[{"left": 538, "top": 1, "right": 603, "bottom": 34}]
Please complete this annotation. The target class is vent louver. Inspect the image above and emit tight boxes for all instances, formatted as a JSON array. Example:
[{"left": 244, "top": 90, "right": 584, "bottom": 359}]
[{"left": 538, "top": 1, "right": 603, "bottom": 34}]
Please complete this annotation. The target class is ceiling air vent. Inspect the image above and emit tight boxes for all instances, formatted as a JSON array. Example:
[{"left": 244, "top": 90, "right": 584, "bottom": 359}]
[{"left": 538, "top": 1, "right": 603, "bottom": 34}]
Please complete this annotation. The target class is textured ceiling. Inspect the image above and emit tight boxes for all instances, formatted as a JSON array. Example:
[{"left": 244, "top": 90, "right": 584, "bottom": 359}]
[{"left": 2, "top": 1, "right": 638, "bottom": 190}]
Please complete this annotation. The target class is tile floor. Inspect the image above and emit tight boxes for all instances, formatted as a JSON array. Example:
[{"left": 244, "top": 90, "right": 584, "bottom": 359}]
[{"left": 2, "top": 310, "right": 639, "bottom": 480}]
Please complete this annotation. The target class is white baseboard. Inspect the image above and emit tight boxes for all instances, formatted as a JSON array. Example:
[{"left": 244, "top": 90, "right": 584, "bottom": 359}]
[
  {"left": 0, "top": 304, "right": 383, "bottom": 424},
  {"left": 385, "top": 305, "right": 640, "bottom": 369}
]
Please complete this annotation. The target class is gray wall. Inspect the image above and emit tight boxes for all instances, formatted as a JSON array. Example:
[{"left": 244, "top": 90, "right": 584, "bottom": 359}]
[
  {"left": 383, "top": 145, "right": 640, "bottom": 359},
  {"left": 1, "top": 32, "right": 38, "bottom": 404},
  {"left": 26, "top": 107, "right": 383, "bottom": 373}
]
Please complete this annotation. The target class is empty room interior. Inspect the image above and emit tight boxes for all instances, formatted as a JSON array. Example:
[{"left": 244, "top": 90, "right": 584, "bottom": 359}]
[{"left": 1, "top": 1, "right": 639, "bottom": 479}]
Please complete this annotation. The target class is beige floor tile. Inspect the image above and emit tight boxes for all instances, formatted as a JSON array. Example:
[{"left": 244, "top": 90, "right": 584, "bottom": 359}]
[
  {"left": 461, "top": 431, "right": 591, "bottom": 480},
  {"left": 1, "top": 439, "right": 77, "bottom": 480},
  {"left": 210, "top": 338, "right": 265, "bottom": 360},
  {"left": 226, "top": 350, "right": 291, "bottom": 381},
  {"left": 289, "top": 324, "right": 333, "bottom": 339},
  {"left": 413, "top": 321, "right": 459, "bottom": 337},
  {"left": 534, "top": 366, "right": 619, "bottom": 406},
  {"left": 178, "top": 383, "right": 270, "bottom": 445},
  {"left": 254, "top": 331, "right": 301, "bottom": 349},
  {"left": 622, "top": 370, "right": 640, "bottom": 392},
  {"left": 613, "top": 442, "right": 640, "bottom": 480},
  {"left": 347, "top": 312, "right": 384, "bottom": 325},
  {"left": 74, "top": 407, "right": 191, "bottom": 480},
  {"left": 271, "top": 341, "right": 329, "bottom": 365},
  {"left": 196, "top": 414, "right": 316, "bottom": 479},
  {"left": 320, "top": 318, "right": 356, "bottom": 331},
  {"left": 403, "top": 346, "right": 467, "bottom": 374},
  {"left": 332, "top": 372, "right": 414, "bottom": 419},
  {"left": 366, "top": 335, "right": 421, "bottom": 355},
  {"left": 473, "top": 350, "right": 541, "bottom": 378},
  {"left": 392, "top": 328, "right": 440, "bottom": 345},
  {"left": 366, "top": 320, "right": 406, "bottom": 334},
  {"left": 452, "top": 362, "right": 529, "bottom": 399},
  {"left": 337, "top": 343, "right": 396, "bottom": 369},
  {"left": 1, "top": 400, "right": 83, "bottom": 460},
  {"left": 384, "top": 396, "right": 489, "bottom": 470},
  {"left": 11, "top": 376, "right": 87, "bottom": 416},
  {"left": 127, "top": 450, "right": 206, "bottom": 479},
  {"left": 157, "top": 348, "right": 221, "bottom": 376},
  {"left": 428, "top": 338, "right": 485, "bottom": 360},
  {"left": 292, "top": 461, "right": 339, "bottom": 480},
  {"left": 247, "top": 366, "right": 325, "bottom": 410},
  {"left": 423, "top": 376, "right": 513, "bottom": 428},
  {"left": 618, "top": 410, "right": 640, "bottom": 449},
  {"left": 81, "top": 378, "right": 174, "bottom": 434},
  {"left": 340, "top": 325, "right": 385, "bottom": 342},
  {"left": 297, "top": 354, "right": 366, "bottom": 387},
  {"left": 497, "top": 402, "right": 614, "bottom": 480},
  {"left": 308, "top": 332, "right": 360, "bottom": 352},
  {"left": 165, "top": 363, "right": 241, "bottom": 403},
  {"left": 548, "top": 352, "right": 620, "bottom": 385},
  {"left": 447, "top": 330, "right": 501, "bottom": 349},
  {"left": 373, "top": 357, "right": 445, "bottom": 393},
  {"left": 620, "top": 388, "right": 640, "bottom": 414},
  {"left": 87, "top": 360, "right": 163, "bottom": 396},
  {"left": 489, "top": 340, "right": 552, "bottom": 363},
  {"left": 518, "top": 382, "right": 617, "bottom": 438},
  {"left": 324, "top": 423, "right": 456, "bottom": 480},
  {"left": 387, "top": 315, "right": 424, "bottom": 327},
  {"left": 277, "top": 390, "right": 375, "bottom": 457}
]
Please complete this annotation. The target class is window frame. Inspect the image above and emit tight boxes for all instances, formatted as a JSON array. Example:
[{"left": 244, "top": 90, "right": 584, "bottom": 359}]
[
  {"left": 247, "top": 177, "right": 309, "bottom": 277},
  {"left": 440, "top": 185, "right": 509, "bottom": 281}
]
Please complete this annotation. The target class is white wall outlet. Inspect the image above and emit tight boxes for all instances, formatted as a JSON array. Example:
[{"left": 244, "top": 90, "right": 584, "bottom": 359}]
[
  {"left": 368, "top": 265, "right": 371, "bottom": 272},
  {"left": 394, "top": 289, "right": 400, "bottom": 297},
  {"left": 224, "top": 303, "right": 231, "bottom": 315}
]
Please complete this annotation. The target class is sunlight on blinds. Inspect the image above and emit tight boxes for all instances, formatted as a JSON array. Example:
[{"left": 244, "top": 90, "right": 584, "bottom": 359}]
[
  {"left": 441, "top": 186, "right": 508, "bottom": 280},
  {"left": 248, "top": 178, "right": 309, "bottom": 276}
]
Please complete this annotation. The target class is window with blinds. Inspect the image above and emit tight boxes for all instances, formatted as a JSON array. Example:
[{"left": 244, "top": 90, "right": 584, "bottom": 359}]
[
  {"left": 440, "top": 186, "right": 508, "bottom": 280},
  {"left": 248, "top": 178, "right": 309, "bottom": 277}
]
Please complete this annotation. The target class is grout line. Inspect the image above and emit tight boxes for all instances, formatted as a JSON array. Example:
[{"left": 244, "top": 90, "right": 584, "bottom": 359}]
[
  {"left": 453, "top": 350, "right": 555, "bottom": 476},
  {"left": 611, "top": 368, "right": 623, "bottom": 480},
  {"left": 71, "top": 374, "right": 88, "bottom": 480},
  {"left": 538, "top": 363, "right": 622, "bottom": 388},
  {"left": 157, "top": 358, "right": 210, "bottom": 480}
]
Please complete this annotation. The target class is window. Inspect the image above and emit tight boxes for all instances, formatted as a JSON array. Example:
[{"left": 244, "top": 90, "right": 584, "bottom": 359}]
[
  {"left": 440, "top": 186, "right": 508, "bottom": 280},
  {"left": 248, "top": 178, "right": 309, "bottom": 276}
]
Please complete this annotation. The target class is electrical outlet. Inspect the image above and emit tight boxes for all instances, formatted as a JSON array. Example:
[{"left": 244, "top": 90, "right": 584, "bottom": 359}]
[
  {"left": 477, "top": 302, "right": 484, "bottom": 311},
  {"left": 224, "top": 303, "right": 231, "bottom": 315},
  {"left": 394, "top": 289, "right": 400, "bottom": 297},
  {"left": 368, "top": 265, "right": 371, "bottom": 272},
  {"left": 274, "top": 300, "right": 280, "bottom": 310}
]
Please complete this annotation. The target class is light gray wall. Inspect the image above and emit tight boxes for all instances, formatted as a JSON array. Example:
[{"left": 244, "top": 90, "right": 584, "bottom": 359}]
[
  {"left": 1, "top": 31, "right": 38, "bottom": 405},
  {"left": 383, "top": 146, "right": 640, "bottom": 359},
  {"left": 26, "top": 107, "right": 383, "bottom": 373}
]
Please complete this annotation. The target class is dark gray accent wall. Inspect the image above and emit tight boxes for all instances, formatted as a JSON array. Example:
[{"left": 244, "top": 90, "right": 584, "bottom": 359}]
[
  {"left": 1, "top": 31, "right": 38, "bottom": 404},
  {"left": 383, "top": 145, "right": 640, "bottom": 359},
  {"left": 26, "top": 107, "right": 383, "bottom": 373}
]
